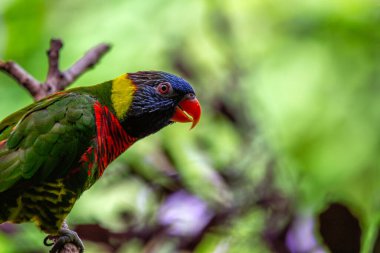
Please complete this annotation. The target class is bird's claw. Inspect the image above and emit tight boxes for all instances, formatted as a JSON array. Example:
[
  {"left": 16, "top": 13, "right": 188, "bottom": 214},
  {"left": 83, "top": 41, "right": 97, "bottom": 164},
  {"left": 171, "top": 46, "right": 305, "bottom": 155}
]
[{"left": 44, "top": 228, "right": 84, "bottom": 253}]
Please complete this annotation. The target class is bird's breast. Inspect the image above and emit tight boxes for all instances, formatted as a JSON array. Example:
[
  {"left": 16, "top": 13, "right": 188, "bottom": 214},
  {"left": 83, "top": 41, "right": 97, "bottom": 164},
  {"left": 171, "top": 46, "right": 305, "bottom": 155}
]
[{"left": 92, "top": 102, "right": 137, "bottom": 177}]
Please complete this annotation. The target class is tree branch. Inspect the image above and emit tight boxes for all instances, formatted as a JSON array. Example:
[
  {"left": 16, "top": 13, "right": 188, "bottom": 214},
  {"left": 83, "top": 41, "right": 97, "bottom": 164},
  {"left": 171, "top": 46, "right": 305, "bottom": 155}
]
[
  {"left": 60, "top": 42, "right": 110, "bottom": 90},
  {"left": 0, "top": 38, "right": 111, "bottom": 101},
  {"left": 0, "top": 60, "right": 41, "bottom": 98},
  {"left": 0, "top": 39, "right": 111, "bottom": 253},
  {"left": 46, "top": 39, "right": 63, "bottom": 87},
  {"left": 58, "top": 243, "right": 81, "bottom": 253}
]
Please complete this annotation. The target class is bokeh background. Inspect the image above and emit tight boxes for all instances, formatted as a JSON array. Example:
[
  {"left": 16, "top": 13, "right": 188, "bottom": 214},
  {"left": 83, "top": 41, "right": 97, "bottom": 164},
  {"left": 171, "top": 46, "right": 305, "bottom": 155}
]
[{"left": 1, "top": 0, "right": 380, "bottom": 252}]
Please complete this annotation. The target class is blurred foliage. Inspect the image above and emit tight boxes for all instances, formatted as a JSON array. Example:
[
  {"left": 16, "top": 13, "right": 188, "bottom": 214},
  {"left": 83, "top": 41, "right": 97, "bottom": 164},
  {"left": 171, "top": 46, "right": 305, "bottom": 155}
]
[{"left": 1, "top": 0, "right": 380, "bottom": 252}]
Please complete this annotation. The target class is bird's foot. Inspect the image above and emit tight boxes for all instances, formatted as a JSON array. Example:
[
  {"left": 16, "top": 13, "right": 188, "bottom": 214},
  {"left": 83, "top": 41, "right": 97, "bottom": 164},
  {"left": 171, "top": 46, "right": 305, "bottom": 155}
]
[{"left": 44, "top": 228, "right": 84, "bottom": 253}]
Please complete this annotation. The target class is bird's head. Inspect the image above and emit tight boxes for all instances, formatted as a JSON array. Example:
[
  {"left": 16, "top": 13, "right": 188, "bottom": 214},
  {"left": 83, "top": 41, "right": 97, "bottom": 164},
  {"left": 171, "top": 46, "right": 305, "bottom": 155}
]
[{"left": 110, "top": 71, "right": 201, "bottom": 138}]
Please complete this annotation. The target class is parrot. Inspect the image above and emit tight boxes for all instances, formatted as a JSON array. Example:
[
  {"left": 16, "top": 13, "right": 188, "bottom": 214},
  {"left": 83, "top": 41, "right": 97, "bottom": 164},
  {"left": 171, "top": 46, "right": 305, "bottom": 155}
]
[{"left": 0, "top": 71, "right": 201, "bottom": 252}]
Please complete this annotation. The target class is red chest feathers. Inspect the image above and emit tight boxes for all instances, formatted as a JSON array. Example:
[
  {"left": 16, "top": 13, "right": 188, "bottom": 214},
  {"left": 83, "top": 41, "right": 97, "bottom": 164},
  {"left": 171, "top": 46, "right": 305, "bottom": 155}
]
[{"left": 91, "top": 102, "right": 137, "bottom": 176}]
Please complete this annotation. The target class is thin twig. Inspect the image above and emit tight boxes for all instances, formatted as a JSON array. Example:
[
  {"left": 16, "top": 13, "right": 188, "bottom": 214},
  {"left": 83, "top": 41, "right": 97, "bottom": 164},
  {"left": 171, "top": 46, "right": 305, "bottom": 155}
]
[
  {"left": 60, "top": 43, "right": 110, "bottom": 90},
  {"left": 46, "top": 39, "right": 63, "bottom": 85},
  {"left": 0, "top": 38, "right": 111, "bottom": 101},
  {"left": 0, "top": 60, "right": 41, "bottom": 98}
]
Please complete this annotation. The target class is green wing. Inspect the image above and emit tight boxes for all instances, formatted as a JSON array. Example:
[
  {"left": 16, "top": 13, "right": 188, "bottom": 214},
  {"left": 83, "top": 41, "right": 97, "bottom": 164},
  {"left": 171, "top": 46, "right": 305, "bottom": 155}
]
[{"left": 0, "top": 93, "right": 96, "bottom": 192}]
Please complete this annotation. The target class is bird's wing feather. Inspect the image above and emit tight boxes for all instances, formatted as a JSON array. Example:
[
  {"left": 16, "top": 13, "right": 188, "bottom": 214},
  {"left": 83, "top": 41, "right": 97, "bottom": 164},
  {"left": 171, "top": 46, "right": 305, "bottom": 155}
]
[{"left": 0, "top": 93, "right": 96, "bottom": 192}]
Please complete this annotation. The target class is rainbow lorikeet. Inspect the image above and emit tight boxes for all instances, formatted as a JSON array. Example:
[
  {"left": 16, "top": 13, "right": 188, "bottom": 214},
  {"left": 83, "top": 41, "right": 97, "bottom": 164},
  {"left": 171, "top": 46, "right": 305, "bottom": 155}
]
[{"left": 0, "top": 71, "right": 201, "bottom": 252}]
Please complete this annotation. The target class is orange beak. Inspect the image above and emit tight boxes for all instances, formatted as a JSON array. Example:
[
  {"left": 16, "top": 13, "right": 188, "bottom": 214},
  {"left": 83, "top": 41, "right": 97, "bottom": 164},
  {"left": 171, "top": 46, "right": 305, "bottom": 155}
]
[{"left": 171, "top": 94, "right": 201, "bottom": 129}]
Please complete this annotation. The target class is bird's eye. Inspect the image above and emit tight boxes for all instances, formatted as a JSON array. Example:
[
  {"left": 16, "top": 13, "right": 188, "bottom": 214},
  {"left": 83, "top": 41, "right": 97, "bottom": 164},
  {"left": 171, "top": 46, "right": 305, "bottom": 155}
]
[{"left": 157, "top": 82, "right": 172, "bottom": 95}]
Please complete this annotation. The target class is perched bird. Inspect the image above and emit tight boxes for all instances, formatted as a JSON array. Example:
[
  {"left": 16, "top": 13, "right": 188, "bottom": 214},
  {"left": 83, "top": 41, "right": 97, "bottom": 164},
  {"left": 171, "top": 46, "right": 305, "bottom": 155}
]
[{"left": 0, "top": 71, "right": 201, "bottom": 252}]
